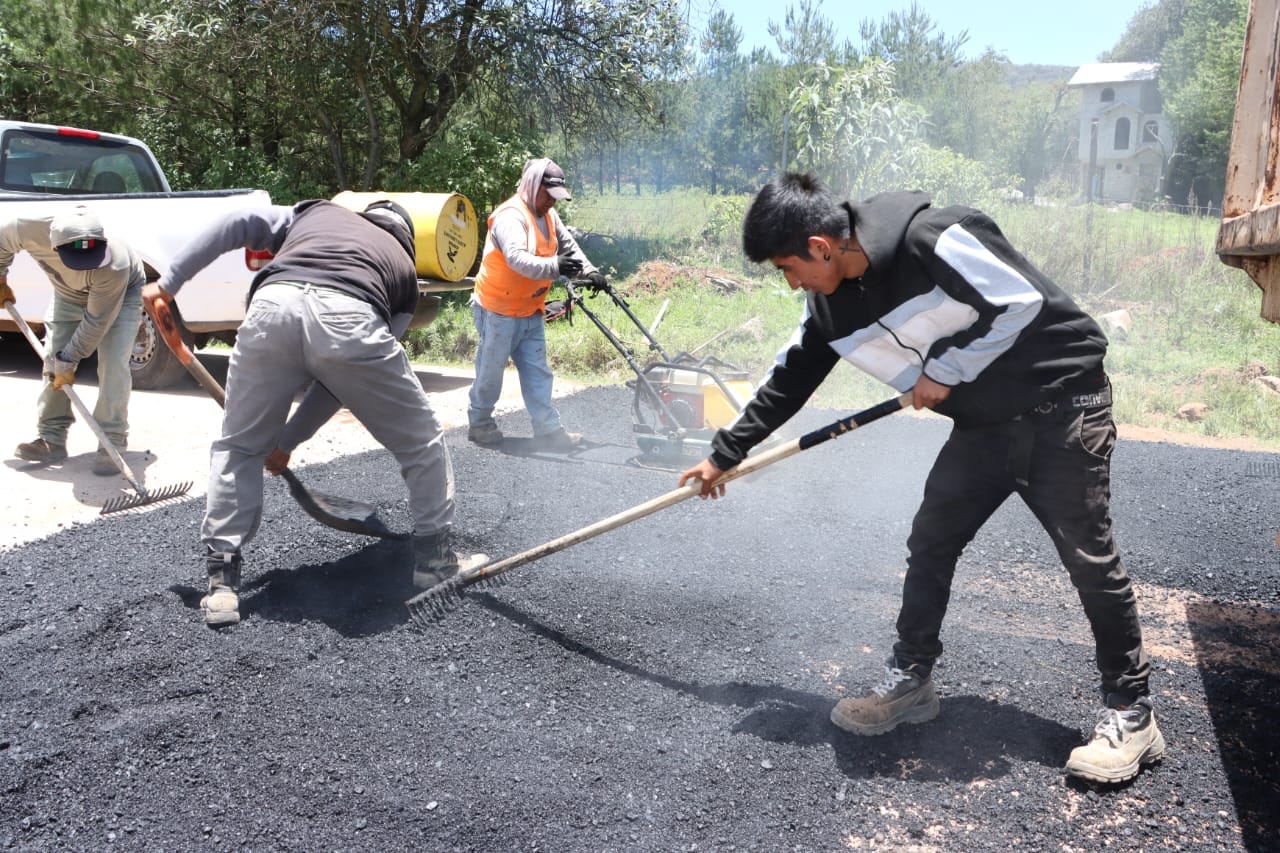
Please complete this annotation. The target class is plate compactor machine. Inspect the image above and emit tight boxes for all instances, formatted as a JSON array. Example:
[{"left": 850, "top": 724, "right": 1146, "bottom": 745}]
[{"left": 557, "top": 279, "right": 755, "bottom": 468}]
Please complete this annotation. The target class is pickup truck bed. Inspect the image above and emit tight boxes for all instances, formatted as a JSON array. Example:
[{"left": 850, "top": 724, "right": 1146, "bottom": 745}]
[{"left": 0, "top": 120, "right": 473, "bottom": 389}]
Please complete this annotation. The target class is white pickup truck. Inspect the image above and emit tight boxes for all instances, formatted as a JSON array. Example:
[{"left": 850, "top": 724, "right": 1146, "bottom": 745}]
[
  {"left": 0, "top": 120, "right": 472, "bottom": 388},
  {"left": 0, "top": 120, "right": 278, "bottom": 388}
]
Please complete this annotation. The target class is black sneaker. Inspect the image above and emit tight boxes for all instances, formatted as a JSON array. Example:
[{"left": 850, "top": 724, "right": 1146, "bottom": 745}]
[
  {"left": 1065, "top": 697, "right": 1165, "bottom": 783},
  {"left": 16, "top": 438, "right": 67, "bottom": 463}
]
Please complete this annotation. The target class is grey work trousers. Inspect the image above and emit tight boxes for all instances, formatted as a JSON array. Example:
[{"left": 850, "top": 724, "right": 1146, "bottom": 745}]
[
  {"left": 892, "top": 398, "right": 1150, "bottom": 703},
  {"left": 202, "top": 282, "right": 454, "bottom": 555},
  {"left": 38, "top": 287, "right": 142, "bottom": 446}
]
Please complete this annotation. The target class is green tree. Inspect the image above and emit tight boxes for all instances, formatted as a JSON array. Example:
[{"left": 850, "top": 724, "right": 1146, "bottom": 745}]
[
  {"left": 924, "top": 48, "right": 1009, "bottom": 161},
  {"left": 690, "top": 9, "right": 753, "bottom": 193},
  {"left": 1159, "top": 0, "right": 1247, "bottom": 207},
  {"left": 8, "top": 0, "right": 688, "bottom": 198},
  {"left": 853, "top": 1, "right": 969, "bottom": 103},
  {"left": 0, "top": 0, "right": 151, "bottom": 130},
  {"left": 767, "top": 0, "right": 849, "bottom": 67},
  {"left": 788, "top": 59, "right": 929, "bottom": 199},
  {"left": 1102, "top": 0, "right": 1190, "bottom": 62},
  {"left": 991, "top": 81, "right": 1075, "bottom": 200}
]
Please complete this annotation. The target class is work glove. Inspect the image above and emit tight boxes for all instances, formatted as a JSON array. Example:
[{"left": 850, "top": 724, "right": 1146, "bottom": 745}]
[
  {"left": 581, "top": 271, "right": 608, "bottom": 292},
  {"left": 0, "top": 278, "right": 14, "bottom": 307},
  {"left": 557, "top": 253, "right": 584, "bottom": 278},
  {"left": 46, "top": 351, "right": 78, "bottom": 390}
]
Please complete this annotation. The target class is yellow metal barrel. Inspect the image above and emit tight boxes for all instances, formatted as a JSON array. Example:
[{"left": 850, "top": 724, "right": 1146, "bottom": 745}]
[{"left": 332, "top": 191, "right": 478, "bottom": 281}]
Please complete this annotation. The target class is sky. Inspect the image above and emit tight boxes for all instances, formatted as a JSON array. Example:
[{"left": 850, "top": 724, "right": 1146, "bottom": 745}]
[{"left": 693, "top": 0, "right": 1153, "bottom": 67}]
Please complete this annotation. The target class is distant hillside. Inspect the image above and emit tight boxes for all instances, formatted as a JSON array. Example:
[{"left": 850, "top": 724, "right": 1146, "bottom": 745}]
[{"left": 1006, "top": 64, "right": 1076, "bottom": 88}]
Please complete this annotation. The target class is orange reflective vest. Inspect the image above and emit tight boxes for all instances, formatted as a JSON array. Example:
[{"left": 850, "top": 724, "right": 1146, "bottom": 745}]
[{"left": 473, "top": 196, "right": 558, "bottom": 317}]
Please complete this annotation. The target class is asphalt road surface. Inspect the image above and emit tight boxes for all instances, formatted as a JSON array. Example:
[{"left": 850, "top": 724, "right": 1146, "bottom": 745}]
[{"left": 2, "top": 340, "right": 1280, "bottom": 851}]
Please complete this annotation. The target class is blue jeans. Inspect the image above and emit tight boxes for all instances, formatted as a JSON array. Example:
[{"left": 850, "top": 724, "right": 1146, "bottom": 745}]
[
  {"left": 468, "top": 302, "right": 563, "bottom": 436},
  {"left": 893, "top": 397, "right": 1150, "bottom": 703},
  {"left": 38, "top": 288, "right": 142, "bottom": 446}
]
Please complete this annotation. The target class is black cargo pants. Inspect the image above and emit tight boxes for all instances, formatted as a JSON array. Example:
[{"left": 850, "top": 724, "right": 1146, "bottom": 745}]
[{"left": 892, "top": 388, "right": 1150, "bottom": 703}]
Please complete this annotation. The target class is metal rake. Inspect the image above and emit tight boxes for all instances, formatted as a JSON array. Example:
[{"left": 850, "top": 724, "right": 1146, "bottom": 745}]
[
  {"left": 405, "top": 392, "right": 913, "bottom": 627},
  {"left": 5, "top": 299, "right": 192, "bottom": 515}
]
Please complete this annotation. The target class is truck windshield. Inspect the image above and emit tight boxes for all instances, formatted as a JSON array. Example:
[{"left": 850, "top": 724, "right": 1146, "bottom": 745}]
[{"left": 0, "top": 129, "right": 165, "bottom": 194}]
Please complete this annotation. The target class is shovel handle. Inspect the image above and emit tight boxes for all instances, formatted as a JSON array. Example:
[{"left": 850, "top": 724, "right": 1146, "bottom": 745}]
[{"left": 146, "top": 296, "right": 226, "bottom": 407}]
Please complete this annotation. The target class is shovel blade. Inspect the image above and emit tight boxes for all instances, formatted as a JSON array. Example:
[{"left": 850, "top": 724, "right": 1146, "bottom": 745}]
[{"left": 280, "top": 469, "right": 406, "bottom": 540}]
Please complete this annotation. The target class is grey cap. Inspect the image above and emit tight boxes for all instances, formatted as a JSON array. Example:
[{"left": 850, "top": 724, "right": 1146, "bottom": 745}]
[{"left": 50, "top": 206, "right": 110, "bottom": 271}]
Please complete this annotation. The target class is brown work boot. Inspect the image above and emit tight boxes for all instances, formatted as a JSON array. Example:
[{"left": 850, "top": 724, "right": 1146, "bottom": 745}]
[
  {"left": 1065, "top": 697, "right": 1165, "bottom": 783},
  {"left": 412, "top": 531, "right": 488, "bottom": 590},
  {"left": 467, "top": 422, "right": 504, "bottom": 447},
  {"left": 534, "top": 428, "right": 584, "bottom": 453},
  {"left": 16, "top": 438, "right": 67, "bottom": 463},
  {"left": 830, "top": 659, "right": 940, "bottom": 735},
  {"left": 92, "top": 440, "right": 127, "bottom": 476},
  {"left": 202, "top": 551, "right": 242, "bottom": 628}
]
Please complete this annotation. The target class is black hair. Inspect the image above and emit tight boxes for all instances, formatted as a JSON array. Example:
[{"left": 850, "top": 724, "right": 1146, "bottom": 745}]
[{"left": 741, "top": 173, "right": 850, "bottom": 263}]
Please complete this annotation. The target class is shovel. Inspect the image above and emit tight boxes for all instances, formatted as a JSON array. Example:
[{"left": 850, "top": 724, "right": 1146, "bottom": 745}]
[
  {"left": 145, "top": 296, "right": 406, "bottom": 540},
  {"left": 4, "top": 299, "right": 191, "bottom": 514},
  {"left": 406, "top": 391, "right": 913, "bottom": 625}
]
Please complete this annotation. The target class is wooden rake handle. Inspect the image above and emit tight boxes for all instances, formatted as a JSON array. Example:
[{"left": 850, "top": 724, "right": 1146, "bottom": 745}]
[{"left": 457, "top": 391, "right": 914, "bottom": 587}]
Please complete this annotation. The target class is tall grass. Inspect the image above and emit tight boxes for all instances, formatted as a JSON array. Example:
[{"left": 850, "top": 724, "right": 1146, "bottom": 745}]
[{"left": 406, "top": 189, "right": 1280, "bottom": 448}]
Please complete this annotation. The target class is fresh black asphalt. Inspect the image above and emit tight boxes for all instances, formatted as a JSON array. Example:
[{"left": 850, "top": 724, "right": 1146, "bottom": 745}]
[{"left": 2, "top": 385, "right": 1278, "bottom": 851}]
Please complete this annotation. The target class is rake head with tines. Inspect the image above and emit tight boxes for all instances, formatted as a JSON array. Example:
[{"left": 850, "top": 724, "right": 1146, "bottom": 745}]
[
  {"left": 404, "top": 393, "right": 915, "bottom": 629},
  {"left": 406, "top": 569, "right": 509, "bottom": 626},
  {"left": 101, "top": 480, "right": 193, "bottom": 514}
]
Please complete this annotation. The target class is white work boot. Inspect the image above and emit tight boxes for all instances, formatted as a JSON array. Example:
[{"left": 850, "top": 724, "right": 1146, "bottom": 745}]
[
  {"left": 830, "top": 659, "right": 940, "bottom": 735},
  {"left": 202, "top": 551, "right": 242, "bottom": 628},
  {"left": 411, "top": 531, "right": 487, "bottom": 590},
  {"left": 1065, "top": 697, "right": 1165, "bottom": 783}
]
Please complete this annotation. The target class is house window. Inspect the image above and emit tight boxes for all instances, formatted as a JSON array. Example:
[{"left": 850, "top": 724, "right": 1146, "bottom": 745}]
[
  {"left": 1143, "top": 121, "right": 1160, "bottom": 143},
  {"left": 1114, "top": 117, "right": 1131, "bottom": 150},
  {"left": 1101, "top": 87, "right": 1115, "bottom": 102}
]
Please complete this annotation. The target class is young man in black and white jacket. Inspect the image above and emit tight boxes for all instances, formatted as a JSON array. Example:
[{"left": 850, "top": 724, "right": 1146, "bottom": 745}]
[{"left": 679, "top": 173, "right": 1163, "bottom": 784}]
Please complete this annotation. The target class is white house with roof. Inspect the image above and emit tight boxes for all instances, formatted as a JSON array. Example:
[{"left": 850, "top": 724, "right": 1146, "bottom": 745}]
[{"left": 1067, "top": 62, "right": 1173, "bottom": 204}]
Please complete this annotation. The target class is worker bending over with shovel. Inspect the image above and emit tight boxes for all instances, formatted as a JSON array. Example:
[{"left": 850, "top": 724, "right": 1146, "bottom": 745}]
[
  {"left": 145, "top": 200, "right": 483, "bottom": 627},
  {"left": 679, "top": 173, "right": 1162, "bottom": 784}
]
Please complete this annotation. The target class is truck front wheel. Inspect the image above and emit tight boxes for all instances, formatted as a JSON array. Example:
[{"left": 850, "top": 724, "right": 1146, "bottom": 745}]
[{"left": 130, "top": 309, "right": 193, "bottom": 390}]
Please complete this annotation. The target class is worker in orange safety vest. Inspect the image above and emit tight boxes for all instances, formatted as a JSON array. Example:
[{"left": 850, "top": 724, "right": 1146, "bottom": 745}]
[{"left": 467, "top": 158, "right": 605, "bottom": 453}]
